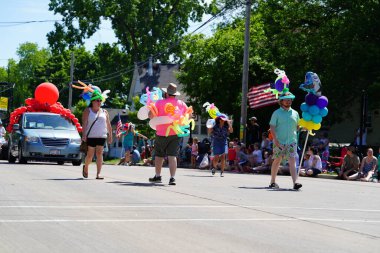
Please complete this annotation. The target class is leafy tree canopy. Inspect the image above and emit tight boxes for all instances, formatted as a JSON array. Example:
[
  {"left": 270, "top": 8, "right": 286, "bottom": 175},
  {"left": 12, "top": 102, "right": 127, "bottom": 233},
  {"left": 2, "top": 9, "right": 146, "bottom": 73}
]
[
  {"left": 48, "top": 0, "right": 217, "bottom": 63},
  {"left": 178, "top": 12, "right": 275, "bottom": 129},
  {"left": 179, "top": 0, "right": 380, "bottom": 128}
]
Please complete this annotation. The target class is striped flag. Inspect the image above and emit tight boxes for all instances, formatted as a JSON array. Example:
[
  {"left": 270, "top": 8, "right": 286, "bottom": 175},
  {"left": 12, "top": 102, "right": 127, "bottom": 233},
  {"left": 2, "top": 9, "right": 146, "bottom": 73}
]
[
  {"left": 248, "top": 83, "right": 277, "bottom": 109},
  {"left": 116, "top": 113, "right": 122, "bottom": 136}
]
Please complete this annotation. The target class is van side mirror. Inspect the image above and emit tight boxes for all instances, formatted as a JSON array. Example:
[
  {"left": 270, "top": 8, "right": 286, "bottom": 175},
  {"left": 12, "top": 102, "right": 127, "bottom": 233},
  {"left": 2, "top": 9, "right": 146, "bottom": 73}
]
[{"left": 13, "top": 124, "right": 20, "bottom": 130}]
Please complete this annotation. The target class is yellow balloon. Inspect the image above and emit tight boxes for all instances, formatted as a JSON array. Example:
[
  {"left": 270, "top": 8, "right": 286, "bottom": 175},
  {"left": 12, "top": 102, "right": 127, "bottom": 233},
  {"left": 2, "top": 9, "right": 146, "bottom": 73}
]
[
  {"left": 209, "top": 108, "right": 218, "bottom": 119},
  {"left": 313, "top": 123, "right": 321, "bottom": 130}
]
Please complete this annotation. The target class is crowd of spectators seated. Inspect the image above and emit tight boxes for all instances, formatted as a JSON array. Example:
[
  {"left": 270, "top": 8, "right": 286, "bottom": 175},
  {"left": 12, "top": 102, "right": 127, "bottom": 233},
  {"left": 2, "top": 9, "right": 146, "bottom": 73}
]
[{"left": 116, "top": 131, "right": 380, "bottom": 184}]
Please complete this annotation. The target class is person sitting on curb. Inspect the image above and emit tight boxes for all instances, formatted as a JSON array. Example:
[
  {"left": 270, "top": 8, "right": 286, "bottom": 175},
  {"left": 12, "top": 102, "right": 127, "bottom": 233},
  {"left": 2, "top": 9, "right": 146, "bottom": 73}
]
[
  {"left": 299, "top": 148, "right": 322, "bottom": 177},
  {"left": 252, "top": 150, "right": 273, "bottom": 174},
  {"left": 348, "top": 148, "right": 377, "bottom": 181},
  {"left": 237, "top": 144, "right": 250, "bottom": 173},
  {"left": 130, "top": 145, "right": 141, "bottom": 165},
  {"left": 339, "top": 145, "right": 360, "bottom": 180}
]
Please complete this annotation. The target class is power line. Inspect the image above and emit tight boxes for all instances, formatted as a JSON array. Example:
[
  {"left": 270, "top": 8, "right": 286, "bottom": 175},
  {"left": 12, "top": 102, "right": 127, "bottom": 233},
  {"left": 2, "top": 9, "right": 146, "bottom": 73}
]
[
  {"left": 0, "top": 19, "right": 61, "bottom": 28},
  {"left": 82, "top": 7, "right": 233, "bottom": 84},
  {"left": 0, "top": 20, "right": 60, "bottom": 23}
]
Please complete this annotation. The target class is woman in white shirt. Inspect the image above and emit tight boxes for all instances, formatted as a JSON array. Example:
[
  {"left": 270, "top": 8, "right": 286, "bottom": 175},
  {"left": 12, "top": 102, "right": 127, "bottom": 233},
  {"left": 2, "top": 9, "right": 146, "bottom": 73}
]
[
  {"left": 0, "top": 120, "right": 6, "bottom": 149},
  {"left": 300, "top": 147, "right": 322, "bottom": 177},
  {"left": 81, "top": 87, "right": 112, "bottom": 179}
]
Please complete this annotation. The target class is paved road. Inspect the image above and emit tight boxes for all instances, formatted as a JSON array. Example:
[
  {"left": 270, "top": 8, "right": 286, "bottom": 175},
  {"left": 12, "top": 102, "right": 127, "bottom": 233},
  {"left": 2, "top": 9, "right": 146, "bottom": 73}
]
[{"left": 0, "top": 161, "right": 379, "bottom": 253}]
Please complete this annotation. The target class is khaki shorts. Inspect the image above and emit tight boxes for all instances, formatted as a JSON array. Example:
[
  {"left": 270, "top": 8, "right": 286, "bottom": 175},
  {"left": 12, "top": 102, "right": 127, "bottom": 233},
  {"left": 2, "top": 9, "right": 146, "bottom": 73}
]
[{"left": 154, "top": 135, "right": 180, "bottom": 157}]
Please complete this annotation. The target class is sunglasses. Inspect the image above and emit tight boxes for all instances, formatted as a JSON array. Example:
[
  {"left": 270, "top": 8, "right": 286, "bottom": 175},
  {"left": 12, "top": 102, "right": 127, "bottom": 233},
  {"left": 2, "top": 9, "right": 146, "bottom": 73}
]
[{"left": 93, "top": 99, "right": 102, "bottom": 102}]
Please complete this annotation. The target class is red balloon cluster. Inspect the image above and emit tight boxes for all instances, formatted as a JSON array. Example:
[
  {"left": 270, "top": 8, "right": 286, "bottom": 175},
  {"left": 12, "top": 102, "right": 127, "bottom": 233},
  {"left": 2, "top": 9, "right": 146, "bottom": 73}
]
[{"left": 7, "top": 98, "right": 82, "bottom": 133}]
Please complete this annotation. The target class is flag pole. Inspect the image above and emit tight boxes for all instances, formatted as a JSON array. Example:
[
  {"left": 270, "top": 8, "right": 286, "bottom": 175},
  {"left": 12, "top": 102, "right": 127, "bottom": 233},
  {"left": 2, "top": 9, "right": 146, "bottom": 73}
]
[{"left": 298, "top": 130, "right": 310, "bottom": 175}]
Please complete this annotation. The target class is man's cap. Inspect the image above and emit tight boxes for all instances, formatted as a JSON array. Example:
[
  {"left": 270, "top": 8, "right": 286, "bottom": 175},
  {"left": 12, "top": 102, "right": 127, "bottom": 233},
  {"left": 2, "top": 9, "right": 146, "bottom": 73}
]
[
  {"left": 249, "top": 116, "right": 257, "bottom": 121},
  {"left": 161, "top": 83, "right": 180, "bottom": 96}
]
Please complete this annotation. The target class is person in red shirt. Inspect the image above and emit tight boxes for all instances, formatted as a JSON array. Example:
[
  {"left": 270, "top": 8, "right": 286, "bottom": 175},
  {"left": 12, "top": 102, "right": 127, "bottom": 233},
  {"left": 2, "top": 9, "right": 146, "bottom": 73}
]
[{"left": 227, "top": 142, "right": 237, "bottom": 171}]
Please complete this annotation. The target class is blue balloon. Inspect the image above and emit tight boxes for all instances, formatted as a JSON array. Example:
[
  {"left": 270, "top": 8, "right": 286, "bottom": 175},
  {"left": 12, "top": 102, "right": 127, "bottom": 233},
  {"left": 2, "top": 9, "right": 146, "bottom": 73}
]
[
  {"left": 320, "top": 107, "right": 328, "bottom": 117},
  {"left": 300, "top": 102, "right": 309, "bottom": 112},
  {"left": 309, "top": 105, "right": 320, "bottom": 115},
  {"left": 302, "top": 112, "right": 312, "bottom": 121},
  {"left": 139, "top": 94, "right": 148, "bottom": 105},
  {"left": 312, "top": 115, "right": 322, "bottom": 124},
  {"left": 82, "top": 93, "right": 91, "bottom": 100}
]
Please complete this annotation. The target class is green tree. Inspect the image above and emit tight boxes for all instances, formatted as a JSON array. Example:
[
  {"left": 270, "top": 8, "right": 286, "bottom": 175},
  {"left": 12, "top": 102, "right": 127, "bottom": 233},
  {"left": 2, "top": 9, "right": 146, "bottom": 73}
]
[
  {"left": 48, "top": 0, "right": 216, "bottom": 63},
  {"left": 11, "top": 43, "right": 50, "bottom": 107},
  {"left": 0, "top": 67, "right": 7, "bottom": 81},
  {"left": 256, "top": 0, "right": 380, "bottom": 123},
  {"left": 177, "top": 13, "right": 275, "bottom": 130},
  {"left": 72, "top": 99, "right": 88, "bottom": 125},
  {"left": 34, "top": 44, "right": 130, "bottom": 109}
]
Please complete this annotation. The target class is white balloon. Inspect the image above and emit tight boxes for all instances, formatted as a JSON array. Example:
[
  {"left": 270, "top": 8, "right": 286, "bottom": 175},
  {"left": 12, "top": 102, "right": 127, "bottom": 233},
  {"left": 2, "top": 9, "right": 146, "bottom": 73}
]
[
  {"left": 149, "top": 116, "right": 173, "bottom": 130},
  {"left": 137, "top": 105, "right": 149, "bottom": 120},
  {"left": 206, "top": 119, "right": 215, "bottom": 128}
]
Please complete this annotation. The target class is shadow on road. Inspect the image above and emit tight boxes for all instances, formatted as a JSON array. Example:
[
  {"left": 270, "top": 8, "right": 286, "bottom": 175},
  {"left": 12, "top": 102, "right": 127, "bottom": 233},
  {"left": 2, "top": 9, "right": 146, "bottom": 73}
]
[
  {"left": 45, "top": 178, "right": 85, "bottom": 181},
  {"left": 183, "top": 175, "right": 214, "bottom": 178},
  {"left": 238, "top": 186, "right": 298, "bottom": 192},
  {"left": 107, "top": 181, "right": 166, "bottom": 187}
]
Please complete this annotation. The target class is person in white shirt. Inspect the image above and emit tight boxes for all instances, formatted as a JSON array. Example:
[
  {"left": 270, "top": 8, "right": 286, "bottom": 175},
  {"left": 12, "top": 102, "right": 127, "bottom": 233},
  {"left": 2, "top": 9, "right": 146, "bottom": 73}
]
[
  {"left": 0, "top": 120, "right": 6, "bottom": 149},
  {"left": 300, "top": 148, "right": 322, "bottom": 177},
  {"left": 252, "top": 142, "right": 263, "bottom": 166},
  {"left": 355, "top": 127, "right": 367, "bottom": 146}
]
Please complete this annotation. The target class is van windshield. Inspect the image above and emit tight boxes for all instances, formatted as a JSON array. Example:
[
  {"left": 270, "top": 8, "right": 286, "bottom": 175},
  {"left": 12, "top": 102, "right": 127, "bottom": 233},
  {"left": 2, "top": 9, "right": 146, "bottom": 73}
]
[{"left": 24, "top": 114, "right": 76, "bottom": 130}]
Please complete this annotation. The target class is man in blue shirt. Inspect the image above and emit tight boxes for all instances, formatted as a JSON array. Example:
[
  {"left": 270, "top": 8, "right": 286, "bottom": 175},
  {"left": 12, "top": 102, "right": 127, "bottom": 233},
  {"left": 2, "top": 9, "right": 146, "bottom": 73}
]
[{"left": 269, "top": 90, "right": 302, "bottom": 190}]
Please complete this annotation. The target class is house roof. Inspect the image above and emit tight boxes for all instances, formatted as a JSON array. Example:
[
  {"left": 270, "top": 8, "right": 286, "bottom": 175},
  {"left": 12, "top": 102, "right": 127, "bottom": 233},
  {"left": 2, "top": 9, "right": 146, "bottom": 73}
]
[
  {"left": 130, "top": 63, "right": 187, "bottom": 102},
  {"left": 106, "top": 108, "right": 129, "bottom": 126}
]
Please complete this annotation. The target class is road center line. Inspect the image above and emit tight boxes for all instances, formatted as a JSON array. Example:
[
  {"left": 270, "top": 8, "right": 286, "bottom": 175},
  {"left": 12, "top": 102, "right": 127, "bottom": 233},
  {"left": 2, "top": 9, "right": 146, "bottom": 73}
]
[
  {"left": 0, "top": 218, "right": 379, "bottom": 223},
  {"left": 0, "top": 205, "right": 379, "bottom": 212}
]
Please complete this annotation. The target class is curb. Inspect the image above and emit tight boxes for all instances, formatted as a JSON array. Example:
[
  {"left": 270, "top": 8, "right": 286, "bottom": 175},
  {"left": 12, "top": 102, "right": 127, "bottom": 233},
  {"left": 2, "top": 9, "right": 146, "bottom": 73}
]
[{"left": 317, "top": 174, "right": 339, "bottom": 180}]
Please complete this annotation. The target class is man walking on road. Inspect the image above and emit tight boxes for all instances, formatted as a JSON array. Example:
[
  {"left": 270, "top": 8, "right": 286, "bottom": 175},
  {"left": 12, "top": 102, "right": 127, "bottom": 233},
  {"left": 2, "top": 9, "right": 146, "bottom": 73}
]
[
  {"left": 148, "top": 83, "right": 189, "bottom": 185},
  {"left": 268, "top": 89, "right": 302, "bottom": 190}
]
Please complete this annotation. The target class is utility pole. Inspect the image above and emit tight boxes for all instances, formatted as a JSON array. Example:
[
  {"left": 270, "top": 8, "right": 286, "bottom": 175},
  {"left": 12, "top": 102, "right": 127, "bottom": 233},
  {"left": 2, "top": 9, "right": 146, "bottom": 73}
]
[
  {"left": 359, "top": 90, "right": 368, "bottom": 147},
  {"left": 68, "top": 52, "right": 74, "bottom": 110},
  {"left": 240, "top": 0, "right": 252, "bottom": 142}
]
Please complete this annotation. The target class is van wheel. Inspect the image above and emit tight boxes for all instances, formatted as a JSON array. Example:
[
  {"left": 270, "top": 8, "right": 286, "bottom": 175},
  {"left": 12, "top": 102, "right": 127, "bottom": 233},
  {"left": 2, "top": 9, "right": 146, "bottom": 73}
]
[
  {"left": 72, "top": 160, "right": 82, "bottom": 166},
  {"left": 57, "top": 161, "right": 65, "bottom": 165},
  {"left": 8, "top": 146, "right": 16, "bottom": 163},
  {"left": 18, "top": 145, "right": 27, "bottom": 164}
]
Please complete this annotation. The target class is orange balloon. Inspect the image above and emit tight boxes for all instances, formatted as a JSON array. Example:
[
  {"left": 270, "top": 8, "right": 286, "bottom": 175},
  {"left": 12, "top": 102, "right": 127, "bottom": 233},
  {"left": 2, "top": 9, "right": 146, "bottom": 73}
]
[{"left": 35, "top": 82, "right": 59, "bottom": 105}]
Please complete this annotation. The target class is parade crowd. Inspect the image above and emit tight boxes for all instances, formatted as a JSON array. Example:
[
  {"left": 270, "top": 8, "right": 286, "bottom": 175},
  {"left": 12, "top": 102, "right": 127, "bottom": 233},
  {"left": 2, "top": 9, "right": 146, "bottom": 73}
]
[{"left": 115, "top": 114, "right": 380, "bottom": 184}]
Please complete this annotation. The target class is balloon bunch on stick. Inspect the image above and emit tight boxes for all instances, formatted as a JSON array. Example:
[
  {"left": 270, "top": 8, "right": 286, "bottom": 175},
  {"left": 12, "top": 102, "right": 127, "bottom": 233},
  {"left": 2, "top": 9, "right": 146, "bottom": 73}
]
[
  {"left": 203, "top": 102, "right": 229, "bottom": 128},
  {"left": 7, "top": 82, "right": 82, "bottom": 133},
  {"left": 298, "top": 72, "right": 328, "bottom": 135},
  {"left": 137, "top": 87, "right": 194, "bottom": 137}
]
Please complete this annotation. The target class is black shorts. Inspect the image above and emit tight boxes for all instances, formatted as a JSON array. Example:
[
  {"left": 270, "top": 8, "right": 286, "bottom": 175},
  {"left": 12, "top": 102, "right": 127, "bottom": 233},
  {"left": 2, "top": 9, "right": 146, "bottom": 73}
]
[{"left": 87, "top": 138, "right": 106, "bottom": 147}]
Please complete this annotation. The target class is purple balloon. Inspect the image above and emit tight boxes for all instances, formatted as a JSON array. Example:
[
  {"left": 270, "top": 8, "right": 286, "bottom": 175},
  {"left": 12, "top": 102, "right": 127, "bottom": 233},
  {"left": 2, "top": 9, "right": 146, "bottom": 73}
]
[
  {"left": 316, "top": 96, "right": 328, "bottom": 108},
  {"left": 275, "top": 78, "right": 284, "bottom": 92},
  {"left": 305, "top": 93, "right": 318, "bottom": 105}
]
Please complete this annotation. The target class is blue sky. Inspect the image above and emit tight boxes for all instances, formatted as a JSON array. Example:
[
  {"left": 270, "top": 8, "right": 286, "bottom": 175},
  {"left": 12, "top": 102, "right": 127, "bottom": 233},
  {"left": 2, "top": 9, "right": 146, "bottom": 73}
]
[
  {"left": 0, "top": 0, "right": 222, "bottom": 68},
  {"left": 0, "top": 0, "right": 116, "bottom": 67}
]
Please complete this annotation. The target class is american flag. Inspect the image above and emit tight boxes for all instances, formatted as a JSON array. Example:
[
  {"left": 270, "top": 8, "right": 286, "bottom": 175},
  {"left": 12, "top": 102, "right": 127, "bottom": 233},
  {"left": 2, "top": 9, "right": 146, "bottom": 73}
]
[
  {"left": 248, "top": 83, "right": 277, "bottom": 109},
  {"left": 116, "top": 113, "right": 122, "bottom": 136}
]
